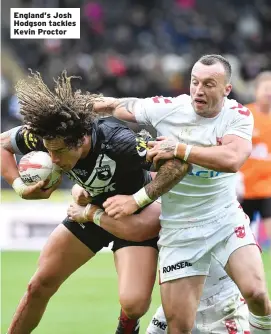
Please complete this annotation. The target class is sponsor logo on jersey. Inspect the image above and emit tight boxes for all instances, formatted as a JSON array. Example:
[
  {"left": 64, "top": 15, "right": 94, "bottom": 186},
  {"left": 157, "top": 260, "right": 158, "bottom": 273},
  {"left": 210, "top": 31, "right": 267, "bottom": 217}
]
[
  {"left": 188, "top": 169, "right": 222, "bottom": 178},
  {"left": 73, "top": 168, "right": 88, "bottom": 177},
  {"left": 67, "top": 172, "right": 116, "bottom": 196},
  {"left": 163, "top": 261, "right": 192, "bottom": 273},
  {"left": 23, "top": 131, "right": 38, "bottom": 150},
  {"left": 88, "top": 183, "right": 116, "bottom": 195},
  {"left": 96, "top": 165, "right": 112, "bottom": 181},
  {"left": 152, "top": 317, "right": 167, "bottom": 330},
  {"left": 136, "top": 137, "right": 147, "bottom": 157}
]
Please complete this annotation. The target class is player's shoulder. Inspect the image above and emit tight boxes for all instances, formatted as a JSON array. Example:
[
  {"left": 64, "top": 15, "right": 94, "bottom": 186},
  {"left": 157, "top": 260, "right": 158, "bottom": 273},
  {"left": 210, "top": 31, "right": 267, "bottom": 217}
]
[
  {"left": 9, "top": 125, "right": 45, "bottom": 154},
  {"left": 96, "top": 116, "right": 130, "bottom": 134},
  {"left": 96, "top": 116, "right": 135, "bottom": 144},
  {"left": 175, "top": 94, "right": 192, "bottom": 104},
  {"left": 15, "top": 126, "right": 41, "bottom": 149},
  {"left": 142, "top": 94, "right": 190, "bottom": 106},
  {"left": 223, "top": 98, "right": 253, "bottom": 122}
]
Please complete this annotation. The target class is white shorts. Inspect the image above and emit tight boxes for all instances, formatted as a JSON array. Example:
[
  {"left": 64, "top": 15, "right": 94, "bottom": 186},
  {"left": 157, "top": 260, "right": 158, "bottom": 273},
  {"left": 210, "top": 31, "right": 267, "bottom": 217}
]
[
  {"left": 159, "top": 206, "right": 257, "bottom": 283},
  {"left": 147, "top": 293, "right": 249, "bottom": 334}
]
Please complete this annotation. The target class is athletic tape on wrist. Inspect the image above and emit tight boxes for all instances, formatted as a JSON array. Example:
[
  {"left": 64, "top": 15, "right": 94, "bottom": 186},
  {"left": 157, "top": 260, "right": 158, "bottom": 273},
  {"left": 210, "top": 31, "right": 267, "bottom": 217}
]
[
  {"left": 93, "top": 209, "right": 104, "bottom": 226},
  {"left": 12, "top": 177, "right": 27, "bottom": 198},
  {"left": 133, "top": 187, "right": 153, "bottom": 208},
  {"left": 83, "top": 204, "right": 92, "bottom": 221},
  {"left": 184, "top": 144, "right": 193, "bottom": 161}
]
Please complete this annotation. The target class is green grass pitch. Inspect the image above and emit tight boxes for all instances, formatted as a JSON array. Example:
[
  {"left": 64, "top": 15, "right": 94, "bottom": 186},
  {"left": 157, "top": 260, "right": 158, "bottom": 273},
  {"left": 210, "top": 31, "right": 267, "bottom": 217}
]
[{"left": 1, "top": 251, "right": 270, "bottom": 333}]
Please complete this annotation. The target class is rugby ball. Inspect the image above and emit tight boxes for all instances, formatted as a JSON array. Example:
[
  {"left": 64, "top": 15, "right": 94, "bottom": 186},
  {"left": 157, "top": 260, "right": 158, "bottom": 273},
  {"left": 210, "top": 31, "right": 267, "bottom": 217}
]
[{"left": 18, "top": 151, "right": 62, "bottom": 189}]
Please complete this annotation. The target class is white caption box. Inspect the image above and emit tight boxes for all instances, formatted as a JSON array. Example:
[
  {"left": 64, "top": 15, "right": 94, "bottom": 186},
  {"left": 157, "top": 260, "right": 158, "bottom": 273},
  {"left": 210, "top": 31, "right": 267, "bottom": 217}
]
[{"left": 10, "top": 8, "right": 80, "bottom": 39}]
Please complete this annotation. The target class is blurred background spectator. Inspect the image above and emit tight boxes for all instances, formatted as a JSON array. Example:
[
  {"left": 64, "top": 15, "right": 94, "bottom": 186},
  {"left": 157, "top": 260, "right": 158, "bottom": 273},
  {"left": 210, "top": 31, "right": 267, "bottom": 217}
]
[{"left": 239, "top": 72, "right": 271, "bottom": 250}]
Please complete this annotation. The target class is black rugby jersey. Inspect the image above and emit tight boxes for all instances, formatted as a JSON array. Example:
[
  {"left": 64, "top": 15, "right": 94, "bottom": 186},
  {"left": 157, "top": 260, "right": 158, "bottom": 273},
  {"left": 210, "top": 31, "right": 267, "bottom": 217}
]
[{"left": 14, "top": 117, "right": 151, "bottom": 206}]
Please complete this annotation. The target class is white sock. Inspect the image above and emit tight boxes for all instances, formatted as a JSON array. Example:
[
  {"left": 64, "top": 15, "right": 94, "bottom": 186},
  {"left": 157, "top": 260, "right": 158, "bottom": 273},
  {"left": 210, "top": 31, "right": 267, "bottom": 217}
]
[{"left": 249, "top": 312, "right": 271, "bottom": 333}]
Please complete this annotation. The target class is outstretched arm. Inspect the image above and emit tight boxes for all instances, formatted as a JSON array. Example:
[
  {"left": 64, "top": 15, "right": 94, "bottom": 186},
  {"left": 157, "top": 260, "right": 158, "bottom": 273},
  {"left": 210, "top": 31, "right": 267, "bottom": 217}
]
[
  {"left": 147, "top": 135, "right": 252, "bottom": 173},
  {"left": 67, "top": 201, "right": 161, "bottom": 242},
  {"left": 98, "top": 202, "right": 160, "bottom": 241},
  {"left": 147, "top": 103, "right": 253, "bottom": 173},
  {"left": 93, "top": 97, "right": 140, "bottom": 123}
]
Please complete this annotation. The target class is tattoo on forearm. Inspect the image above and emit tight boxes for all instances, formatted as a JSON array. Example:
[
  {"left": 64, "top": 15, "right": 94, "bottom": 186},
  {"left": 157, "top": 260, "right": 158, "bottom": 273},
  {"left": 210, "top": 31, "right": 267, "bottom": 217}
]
[
  {"left": 158, "top": 140, "right": 176, "bottom": 153},
  {"left": 96, "top": 97, "right": 117, "bottom": 116},
  {"left": 117, "top": 98, "right": 139, "bottom": 115},
  {"left": 0, "top": 130, "right": 14, "bottom": 152},
  {"left": 145, "top": 159, "right": 189, "bottom": 200}
]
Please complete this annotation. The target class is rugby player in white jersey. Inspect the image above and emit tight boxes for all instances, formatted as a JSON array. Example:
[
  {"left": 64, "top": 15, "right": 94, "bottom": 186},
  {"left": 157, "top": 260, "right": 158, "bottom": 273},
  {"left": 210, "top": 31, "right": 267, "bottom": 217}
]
[
  {"left": 70, "top": 188, "right": 250, "bottom": 334},
  {"left": 147, "top": 256, "right": 250, "bottom": 334},
  {"left": 90, "top": 54, "right": 271, "bottom": 334}
]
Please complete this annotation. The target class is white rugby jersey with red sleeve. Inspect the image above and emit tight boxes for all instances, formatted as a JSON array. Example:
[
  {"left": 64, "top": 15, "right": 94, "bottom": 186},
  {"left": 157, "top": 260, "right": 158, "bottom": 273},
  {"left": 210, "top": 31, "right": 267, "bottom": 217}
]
[{"left": 133, "top": 95, "right": 254, "bottom": 226}]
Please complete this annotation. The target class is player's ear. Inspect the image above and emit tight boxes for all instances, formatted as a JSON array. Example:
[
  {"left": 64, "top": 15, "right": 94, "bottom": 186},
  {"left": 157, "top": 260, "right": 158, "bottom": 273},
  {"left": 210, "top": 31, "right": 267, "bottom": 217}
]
[{"left": 224, "top": 84, "right": 232, "bottom": 97}]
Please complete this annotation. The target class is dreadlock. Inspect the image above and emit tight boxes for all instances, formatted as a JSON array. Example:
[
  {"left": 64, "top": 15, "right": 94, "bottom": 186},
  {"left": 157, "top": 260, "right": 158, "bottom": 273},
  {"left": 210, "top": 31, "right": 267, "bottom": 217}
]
[{"left": 15, "top": 70, "right": 101, "bottom": 147}]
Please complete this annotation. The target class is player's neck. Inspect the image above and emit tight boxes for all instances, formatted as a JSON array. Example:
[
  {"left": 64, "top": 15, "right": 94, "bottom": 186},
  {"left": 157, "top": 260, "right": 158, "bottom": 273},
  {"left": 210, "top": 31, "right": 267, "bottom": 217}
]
[
  {"left": 197, "top": 98, "right": 225, "bottom": 118},
  {"left": 80, "top": 136, "right": 91, "bottom": 158}
]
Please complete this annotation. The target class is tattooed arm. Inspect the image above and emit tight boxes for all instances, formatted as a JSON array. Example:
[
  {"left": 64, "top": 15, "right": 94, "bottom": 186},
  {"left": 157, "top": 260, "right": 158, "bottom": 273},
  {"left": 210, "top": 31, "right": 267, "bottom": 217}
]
[
  {"left": 145, "top": 159, "right": 189, "bottom": 200},
  {"left": 68, "top": 201, "right": 161, "bottom": 242},
  {"left": 93, "top": 97, "right": 141, "bottom": 123},
  {"left": 93, "top": 94, "right": 179, "bottom": 127},
  {"left": 103, "top": 159, "right": 189, "bottom": 219},
  {"left": 0, "top": 129, "right": 20, "bottom": 185}
]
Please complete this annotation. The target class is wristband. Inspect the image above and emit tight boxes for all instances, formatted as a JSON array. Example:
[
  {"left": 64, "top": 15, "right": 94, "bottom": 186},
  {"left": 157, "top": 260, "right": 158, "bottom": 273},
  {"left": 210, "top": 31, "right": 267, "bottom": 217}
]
[
  {"left": 83, "top": 204, "right": 92, "bottom": 221},
  {"left": 12, "top": 177, "right": 27, "bottom": 198},
  {"left": 133, "top": 187, "right": 153, "bottom": 208},
  {"left": 183, "top": 144, "right": 193, "bottom": 161},
  {"left": 93, "top": 209, "right": 104, "bottom": 226},
  {"left": 174, "top": 143, "right": 179, "bottom": 157}
]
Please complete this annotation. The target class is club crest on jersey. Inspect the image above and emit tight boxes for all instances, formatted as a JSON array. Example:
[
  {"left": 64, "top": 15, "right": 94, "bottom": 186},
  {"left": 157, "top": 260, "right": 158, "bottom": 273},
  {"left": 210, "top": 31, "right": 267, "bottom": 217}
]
[
  {"left": 96, "top": 165, "right": 112, "bottom": 181},
  {"left": 234, "top": 225, "right": 246, "bottom": 239}
]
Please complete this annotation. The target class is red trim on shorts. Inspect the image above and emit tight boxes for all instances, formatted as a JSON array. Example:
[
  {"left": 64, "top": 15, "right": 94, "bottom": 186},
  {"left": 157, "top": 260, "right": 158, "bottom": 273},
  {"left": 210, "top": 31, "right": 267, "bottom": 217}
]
[{"left": 252, "top": 233, "right": 262, "bottom": 253}]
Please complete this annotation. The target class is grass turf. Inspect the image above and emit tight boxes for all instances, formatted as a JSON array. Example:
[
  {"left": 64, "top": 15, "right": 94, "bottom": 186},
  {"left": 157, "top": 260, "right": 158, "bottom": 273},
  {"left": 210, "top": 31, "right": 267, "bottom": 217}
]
[{"left": 1, "top": 251, "right": 270, "bottom": 333}]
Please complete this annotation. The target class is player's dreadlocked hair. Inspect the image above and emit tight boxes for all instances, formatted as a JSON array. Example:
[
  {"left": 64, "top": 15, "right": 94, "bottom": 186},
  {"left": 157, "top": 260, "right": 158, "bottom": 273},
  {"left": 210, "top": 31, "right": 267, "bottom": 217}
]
[{"left": 15, "top": 70, "right": 100, "bottom": 147}]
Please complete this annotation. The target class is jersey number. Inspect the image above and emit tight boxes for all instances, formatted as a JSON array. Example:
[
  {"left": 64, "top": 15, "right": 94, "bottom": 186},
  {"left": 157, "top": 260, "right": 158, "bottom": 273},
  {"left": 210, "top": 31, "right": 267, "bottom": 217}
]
[{"left": 230, "top": 103, "right": 250, "bottom": 116}]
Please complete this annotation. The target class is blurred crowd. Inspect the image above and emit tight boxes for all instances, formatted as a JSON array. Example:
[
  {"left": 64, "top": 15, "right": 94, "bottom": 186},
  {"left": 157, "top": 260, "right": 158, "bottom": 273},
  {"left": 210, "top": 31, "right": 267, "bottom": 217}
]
[{"left": 1, "top": 0, "right": 271, "bottom": 188}]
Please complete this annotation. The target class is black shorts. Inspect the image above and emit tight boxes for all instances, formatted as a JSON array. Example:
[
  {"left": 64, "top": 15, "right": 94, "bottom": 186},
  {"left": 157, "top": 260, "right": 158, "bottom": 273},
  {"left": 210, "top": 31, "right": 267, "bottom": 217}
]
[
  {"left": 241, "top": 197, "right": 271, "bottom": 221},
  {"left": 63, "top": 217, "right": 158, "bottom": 254}
]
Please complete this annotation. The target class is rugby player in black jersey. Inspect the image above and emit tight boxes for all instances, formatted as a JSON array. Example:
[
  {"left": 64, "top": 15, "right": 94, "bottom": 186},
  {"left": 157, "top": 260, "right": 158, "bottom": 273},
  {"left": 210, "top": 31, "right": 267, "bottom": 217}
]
[{"left": 0, "top": 71, "right": 189, "bottom": 334}]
